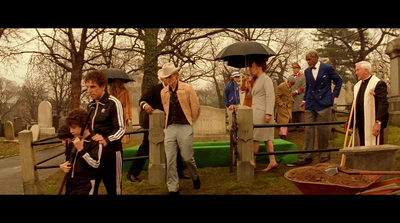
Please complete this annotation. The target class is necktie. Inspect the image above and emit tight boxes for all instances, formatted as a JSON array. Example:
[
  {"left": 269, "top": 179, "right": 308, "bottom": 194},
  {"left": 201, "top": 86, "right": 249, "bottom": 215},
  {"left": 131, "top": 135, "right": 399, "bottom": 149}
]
[{"left": 311, "top": 66, "right": 316, "bottom": 70}]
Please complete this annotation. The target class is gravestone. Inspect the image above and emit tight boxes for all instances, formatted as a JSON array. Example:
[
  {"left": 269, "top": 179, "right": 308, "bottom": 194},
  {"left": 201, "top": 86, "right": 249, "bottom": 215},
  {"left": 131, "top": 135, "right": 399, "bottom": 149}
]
[
  {"left": 14, "top": 117, "right": 23, "bottom": 135},
  {"left": 37, "top": 101, "right": 55, "bottom": 138},
  {"left": 4, "top": 121, "right": 15, "bottom": 140},
  {"left": 193, "top": 106, "right": 229, "bottom": 142},
  {"left": 30, "top": 124, "right": 40, "bottom": 141},
  {"left": 345, "top": 81, "right": 354, "bottom": 105},
  {"left": 385, "top": 35, "right": 400, "bottom": 127}
]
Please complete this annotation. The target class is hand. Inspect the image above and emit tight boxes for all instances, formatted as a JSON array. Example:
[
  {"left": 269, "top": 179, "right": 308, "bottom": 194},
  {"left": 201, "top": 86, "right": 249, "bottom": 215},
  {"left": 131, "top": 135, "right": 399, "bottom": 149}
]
[
  {"left": 299, "top": 101, "right": 306, "bottom": 111},
  {"left": 265, "top": 114, "right": 271, "bottom": 123},
  {"left": 372, "top": 123, "right": 381, "bottom": 137},
  {"left": 144, "top": 104, "right": 154, "bottom": 115},
  {"left": 73, "top": 137, "right": 84, "bottom": 152},
  {"left": 228, "top": 105, "right": 233, "bottom": 110},
  {"left": 292, "top": 90, "right": 297, "bottom": 96},
  {"left": 60, "top": 161, "right": 71, "bottom": 173},
  {"left": 92, "top": 134, "right": 108, "bottom": 147}
]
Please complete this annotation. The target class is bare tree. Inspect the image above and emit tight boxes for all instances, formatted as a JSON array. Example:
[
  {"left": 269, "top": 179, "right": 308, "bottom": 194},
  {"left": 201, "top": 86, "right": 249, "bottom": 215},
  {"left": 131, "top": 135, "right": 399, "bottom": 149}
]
[
  {"left": 23, "top": 28, "right": 109, "bottom": 109},
  {"left": 0, "top": 77, "right": 21, "bottom": 122},
  {"left": 112, "top": 28, "right": 229, "bottom": 95}
]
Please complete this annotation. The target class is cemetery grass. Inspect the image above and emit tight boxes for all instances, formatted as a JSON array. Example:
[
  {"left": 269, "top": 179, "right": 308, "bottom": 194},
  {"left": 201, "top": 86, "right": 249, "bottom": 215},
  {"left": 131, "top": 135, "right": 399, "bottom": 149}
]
[{"left": 38, "top": 117, "right": 400, "bottom": 195}]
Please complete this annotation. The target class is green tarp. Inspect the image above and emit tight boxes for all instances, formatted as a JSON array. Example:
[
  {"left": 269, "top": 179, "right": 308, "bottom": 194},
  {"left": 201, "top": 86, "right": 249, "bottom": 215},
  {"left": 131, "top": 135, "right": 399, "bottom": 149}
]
[{"left": 122, "top": 139, "right": 298, "bottom": 172}]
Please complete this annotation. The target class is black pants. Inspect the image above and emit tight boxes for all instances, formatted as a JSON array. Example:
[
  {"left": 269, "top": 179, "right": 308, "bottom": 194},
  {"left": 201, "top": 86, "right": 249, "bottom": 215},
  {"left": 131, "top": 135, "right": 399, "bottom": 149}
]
[
  {"left": 128, "top": 132, "right": 185, "bottom": 177},
  {"left": 66, "top": 177, "right": 96, "bottom": 195},
  {"left": 93, "top": 150, "right": 123, "bottom": 195}
]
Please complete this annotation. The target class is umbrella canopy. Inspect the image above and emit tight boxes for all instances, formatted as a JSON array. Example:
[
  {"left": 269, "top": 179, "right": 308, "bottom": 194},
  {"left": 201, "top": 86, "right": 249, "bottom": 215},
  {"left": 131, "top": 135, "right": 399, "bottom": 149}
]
[
  {"left": 101, "top": 68, "right": 135, "bottom": 83},
  {"left": 215, "top": 41, "right": 276, "bottom": 68}
]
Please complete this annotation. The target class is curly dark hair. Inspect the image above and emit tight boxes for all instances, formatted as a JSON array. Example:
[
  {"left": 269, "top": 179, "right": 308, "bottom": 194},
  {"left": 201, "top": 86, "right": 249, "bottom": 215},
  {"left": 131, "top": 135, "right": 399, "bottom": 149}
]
[
  {"left": 84, "top": 70, "right": 108, "bottom": 87},
  {"left": 66, "top": 108, "right": 91, "bottom": 128},
  {"left": 57, "top": 125, "right": 74, "bottom": 139}
]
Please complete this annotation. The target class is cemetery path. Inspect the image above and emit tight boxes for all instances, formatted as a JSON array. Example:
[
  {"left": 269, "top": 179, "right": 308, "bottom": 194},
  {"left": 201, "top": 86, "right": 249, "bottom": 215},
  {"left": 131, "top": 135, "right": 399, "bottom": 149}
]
[{"left": 0, "top": 145, "right": 65, "bottom": 194}]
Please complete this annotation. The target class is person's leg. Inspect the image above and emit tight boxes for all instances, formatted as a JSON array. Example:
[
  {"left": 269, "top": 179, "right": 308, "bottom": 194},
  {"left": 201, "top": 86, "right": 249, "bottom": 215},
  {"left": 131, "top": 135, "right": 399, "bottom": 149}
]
[
  {"left": 298, "top": 110, "right": 316, "bottom": 162},
  {"left": 316, "top": 107, "right": 331, "bottom": 162},
  {"left": 101, "top": 150, "right": 123, "bottom": 195},
  {"left": 176, "top": 125, "right": 199, "bottom": 182},
  {"left": 164, "top": 124, "right": 179, "bottom": 192},
  {"left": 261, "top": 140, "right": 278, "bottom": 172},
  {"left": 127, "top": 132, "right": 149, "bottom": 180}
]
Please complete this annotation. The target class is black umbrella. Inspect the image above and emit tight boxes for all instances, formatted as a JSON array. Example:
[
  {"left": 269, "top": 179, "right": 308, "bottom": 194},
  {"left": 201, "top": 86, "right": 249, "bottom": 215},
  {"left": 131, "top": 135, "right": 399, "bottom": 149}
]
[
  {"left": 215, "top": 41, "right": 276, "bottom": 68},
  {"left": 101, "top": 68, "right": 135, "bottom": 83}
]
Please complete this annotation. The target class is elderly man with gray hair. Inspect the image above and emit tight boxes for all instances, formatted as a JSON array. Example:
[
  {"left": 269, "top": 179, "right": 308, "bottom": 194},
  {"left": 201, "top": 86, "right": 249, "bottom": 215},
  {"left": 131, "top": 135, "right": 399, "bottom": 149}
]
[{"left": 349, "top": 61, "right": 389, "bottom": 146}]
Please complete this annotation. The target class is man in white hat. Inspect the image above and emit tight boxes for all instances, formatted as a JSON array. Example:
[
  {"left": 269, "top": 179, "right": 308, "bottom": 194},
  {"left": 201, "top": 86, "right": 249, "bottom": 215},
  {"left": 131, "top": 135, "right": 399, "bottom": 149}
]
[
  {"left": 224, "top": 71, "right": 241, "bottom": 131},
  {"left": 158, "top": 62, "right": 201, "bottom": 195}
]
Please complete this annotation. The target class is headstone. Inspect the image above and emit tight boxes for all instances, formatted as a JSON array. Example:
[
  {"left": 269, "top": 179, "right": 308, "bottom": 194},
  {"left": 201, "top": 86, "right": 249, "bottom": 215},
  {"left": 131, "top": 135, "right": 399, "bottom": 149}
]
[
  {"left": 4, "top": 121, "right": 15, "bottom": 140},
  {"left": 130, "top": 107, "right": 143, "bottom": 141},
  {"left": 14, "top": 117, "right": 23, "bottom": 135},
  {"left": 30, "top": 124, "right": 40, "bottom": 141},
  {"left": 385, "top": 35, "right": 400, "bottom": 127},
  {"left": 193, "top": 106, "right": 229, "bottom": 142},
  {"left": 345, "top": 81, "right": 354, "bottom": 105},
  {"left": 37, "top": 101, "right": 55, "bottom": 138}
]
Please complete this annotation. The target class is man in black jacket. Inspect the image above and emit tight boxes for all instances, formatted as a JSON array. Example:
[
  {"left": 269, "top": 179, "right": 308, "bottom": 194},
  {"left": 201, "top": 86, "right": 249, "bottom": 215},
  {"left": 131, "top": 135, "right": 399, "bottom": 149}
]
[
  {"left": 127, "top": 79, "right": 189, "bottom": 182},
  {"left": 85, "top": 70, "right": 125, "bottom": 195}
]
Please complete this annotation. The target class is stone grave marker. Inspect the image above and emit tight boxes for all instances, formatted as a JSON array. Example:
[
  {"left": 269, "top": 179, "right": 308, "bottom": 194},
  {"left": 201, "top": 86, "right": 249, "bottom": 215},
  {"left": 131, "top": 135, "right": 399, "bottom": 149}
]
[
  {"left": 30, "top": 124, "right": 40, "bottom": 141},
  {"left": 4, "top": 121, "right": 15, "bottom": 140},
  {"left": 193, "top": 106, "right": 229, "bottom": 142},
  {"left": 37, "top": 101, "right": 55, "bottom": 138}
]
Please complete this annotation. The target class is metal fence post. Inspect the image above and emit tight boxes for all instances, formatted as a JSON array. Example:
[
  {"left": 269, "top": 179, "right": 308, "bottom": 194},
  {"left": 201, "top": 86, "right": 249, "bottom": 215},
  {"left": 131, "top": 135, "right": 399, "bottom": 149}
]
[
  {"left": 148, "top": 109, "right": 167, "bottom": 184},
  {"left": 18, "top": 130, "right": 39, "bottom": 194},
  {"left": 236, "top": 106, "right": 254, "bottom": 182}
]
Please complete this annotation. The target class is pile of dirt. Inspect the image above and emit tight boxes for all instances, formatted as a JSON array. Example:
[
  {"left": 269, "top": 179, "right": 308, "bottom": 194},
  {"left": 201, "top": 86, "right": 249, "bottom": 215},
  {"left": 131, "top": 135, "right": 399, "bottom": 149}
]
[{"left": 286, "top": 163, "right": 374, "bottom": 187}]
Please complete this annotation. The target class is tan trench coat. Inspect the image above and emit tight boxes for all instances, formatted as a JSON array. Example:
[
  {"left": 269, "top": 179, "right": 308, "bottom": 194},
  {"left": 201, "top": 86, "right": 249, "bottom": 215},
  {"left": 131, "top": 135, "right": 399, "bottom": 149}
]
[{"left": 275, "top": 81, "right": 294, "bottom": 124}]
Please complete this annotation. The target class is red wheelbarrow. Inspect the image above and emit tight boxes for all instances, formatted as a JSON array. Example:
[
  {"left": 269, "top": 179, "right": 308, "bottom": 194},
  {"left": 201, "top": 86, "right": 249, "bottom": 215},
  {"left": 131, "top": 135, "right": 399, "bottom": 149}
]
[{"left": 285, "top": 166, "right": 400, "bottom": 195}]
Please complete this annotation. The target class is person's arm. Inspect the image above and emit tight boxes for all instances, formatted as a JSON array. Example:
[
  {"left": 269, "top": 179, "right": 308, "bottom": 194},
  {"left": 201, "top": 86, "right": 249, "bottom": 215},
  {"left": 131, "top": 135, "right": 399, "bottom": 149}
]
[
  {"left": 188, "top": 84, "right": 201, "bottom": 124},
  {"left": 329, "top": 66, "right": 343, "bottom": 98},
  {"left": 105, "top": 100, "right": 126, "bottom": 145},
  {"left": 82, "top": 142, "right": 103, "bottom": 169}
]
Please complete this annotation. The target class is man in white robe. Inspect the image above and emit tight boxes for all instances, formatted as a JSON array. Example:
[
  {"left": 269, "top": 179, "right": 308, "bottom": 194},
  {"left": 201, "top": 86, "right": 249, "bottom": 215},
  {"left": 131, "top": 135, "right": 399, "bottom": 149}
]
[{"left": 351, "top": 61, "right": 389, "bottom": 146}]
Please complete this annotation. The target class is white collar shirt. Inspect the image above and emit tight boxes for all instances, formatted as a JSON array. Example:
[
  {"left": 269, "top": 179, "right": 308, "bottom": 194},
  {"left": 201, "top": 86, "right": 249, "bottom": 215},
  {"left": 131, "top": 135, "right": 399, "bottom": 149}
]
[{"left": 311, "top": 61, "right": 320, "bottom": 80}]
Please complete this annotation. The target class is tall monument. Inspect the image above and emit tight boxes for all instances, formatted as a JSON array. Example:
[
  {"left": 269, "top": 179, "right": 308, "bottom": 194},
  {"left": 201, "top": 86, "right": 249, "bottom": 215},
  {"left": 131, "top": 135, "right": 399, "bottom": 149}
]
[{"left": 385, "top": 35, "right": 400, "bottom": 127}]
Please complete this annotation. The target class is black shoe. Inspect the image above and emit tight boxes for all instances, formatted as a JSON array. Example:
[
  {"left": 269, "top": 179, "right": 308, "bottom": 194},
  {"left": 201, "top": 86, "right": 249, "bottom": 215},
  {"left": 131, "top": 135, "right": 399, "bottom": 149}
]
[
  {"left": 193, "top": 176, "right": 201, "bottom": 190},
  {"left": 169, "top": 190, "right": 180, "bottom": 195},
  {"left": 296, "top": 158, "right": 313, "bottom": 166},
  {"left": 178, "top": 170, "right": 191, "bottom": 179},
  {"left": 127, "top": 173, "right": 142, "bottom": 183}
]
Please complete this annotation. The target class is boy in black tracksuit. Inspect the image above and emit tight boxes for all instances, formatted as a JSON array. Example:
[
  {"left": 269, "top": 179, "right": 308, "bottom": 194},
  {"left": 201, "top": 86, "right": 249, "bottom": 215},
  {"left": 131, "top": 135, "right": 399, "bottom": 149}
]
[
  {"left": 85, "top": 70, "right": 125, "bottom": 195},
  {"left": 59, "top": 109, "right": 103, "bottom": 195}
]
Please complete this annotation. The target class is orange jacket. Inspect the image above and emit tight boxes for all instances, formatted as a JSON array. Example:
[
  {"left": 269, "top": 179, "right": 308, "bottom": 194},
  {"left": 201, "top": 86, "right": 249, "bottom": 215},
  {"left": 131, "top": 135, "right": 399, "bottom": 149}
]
[{"left": 161, "top": 81, "right": 200, "bottom": 128}]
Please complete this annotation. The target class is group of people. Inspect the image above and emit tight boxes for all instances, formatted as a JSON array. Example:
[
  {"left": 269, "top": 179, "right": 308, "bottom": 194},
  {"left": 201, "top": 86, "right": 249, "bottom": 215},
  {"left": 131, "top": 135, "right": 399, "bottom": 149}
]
[
  {"left": 224, "top": 49, "right": 389, "bottom": 169},
  {"left": 56, "top": 47, "right": 389, "bottom": 195},
  {"left": 57, "top": 62, "right": 201, "bottom": 195}
]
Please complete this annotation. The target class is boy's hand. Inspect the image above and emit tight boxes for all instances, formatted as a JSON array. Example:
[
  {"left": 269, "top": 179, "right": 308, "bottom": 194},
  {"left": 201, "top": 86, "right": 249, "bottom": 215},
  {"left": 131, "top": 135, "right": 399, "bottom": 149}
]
[
  {"left": 60, "top": 161, "right": 71, "bottom": 173},
  {"left": 73, "top": 137, "right": 84, "bottom": 152}
]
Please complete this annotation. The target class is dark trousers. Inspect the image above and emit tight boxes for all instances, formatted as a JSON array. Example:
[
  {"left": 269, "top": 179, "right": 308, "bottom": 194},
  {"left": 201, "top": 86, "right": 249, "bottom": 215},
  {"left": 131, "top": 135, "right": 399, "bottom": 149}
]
[
  {"left": 93, "top": 150, "right": 123, "bottom": 195},
  {"left": 128, "top": 132, "right": 185, "bottom": 177},
  {"left": 66, "top": 177, "right": 95, "bottom": 195}
]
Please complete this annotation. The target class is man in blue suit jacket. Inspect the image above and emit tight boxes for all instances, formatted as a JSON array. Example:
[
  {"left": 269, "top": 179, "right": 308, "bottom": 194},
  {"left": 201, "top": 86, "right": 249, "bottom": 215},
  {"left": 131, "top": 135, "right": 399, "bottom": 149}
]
[{"left": 297, "top": 49, "right": 343, "bottom": 165}]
